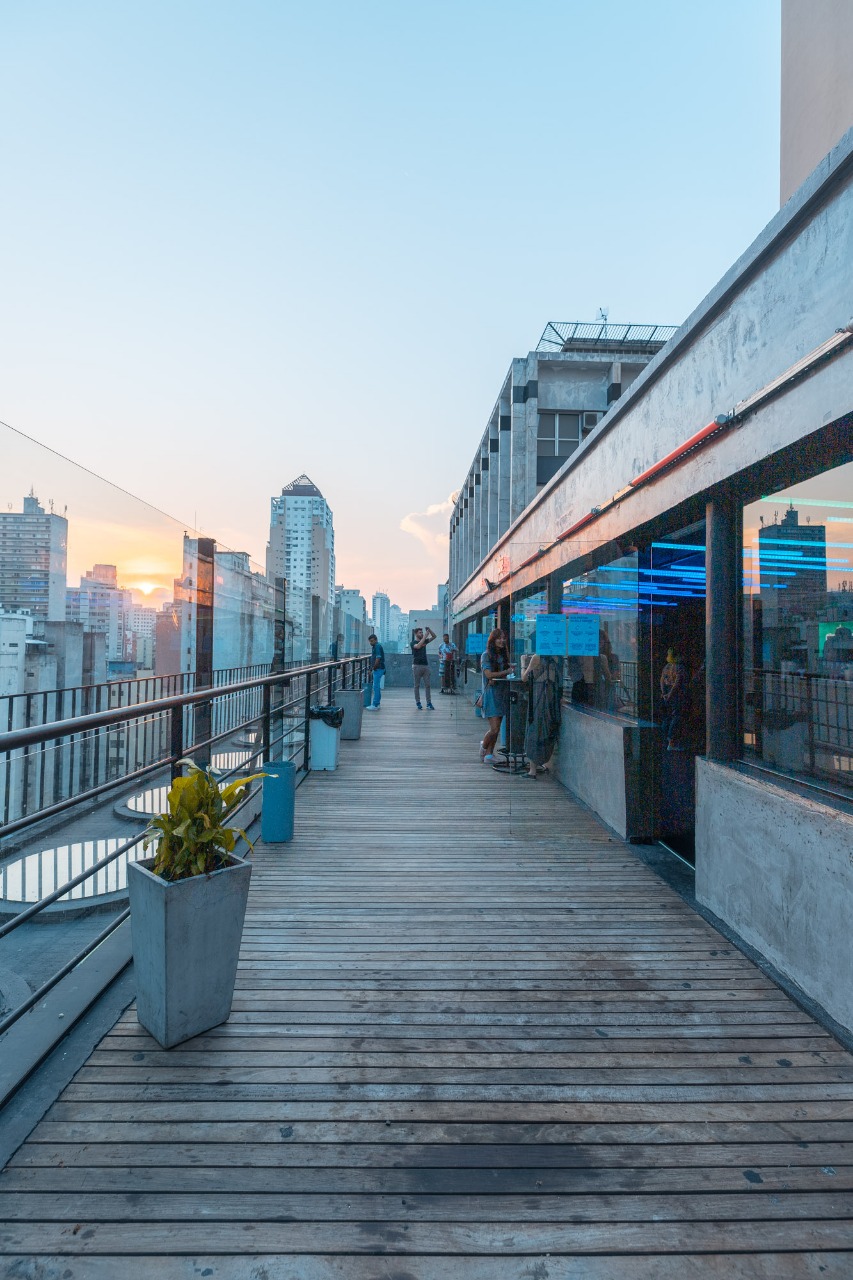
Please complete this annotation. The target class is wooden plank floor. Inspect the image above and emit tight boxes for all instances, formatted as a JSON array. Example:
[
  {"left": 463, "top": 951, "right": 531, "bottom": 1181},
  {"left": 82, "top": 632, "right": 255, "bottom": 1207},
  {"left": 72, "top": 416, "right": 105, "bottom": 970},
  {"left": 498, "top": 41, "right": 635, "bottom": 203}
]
[{"left": 2, "top": 687, "right": 853, "bottom": 1278}]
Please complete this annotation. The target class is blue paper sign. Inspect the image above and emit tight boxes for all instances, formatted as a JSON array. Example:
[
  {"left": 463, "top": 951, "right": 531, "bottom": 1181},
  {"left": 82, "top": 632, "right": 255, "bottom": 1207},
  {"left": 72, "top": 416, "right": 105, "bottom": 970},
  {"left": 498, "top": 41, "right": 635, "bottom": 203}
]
[
  {"left": 465, "top": 633, "right": 487, "bottom": 654},
  {"left": 534, "top": 614, "right": 568, "bottom": 655},
  {"left": 567, "top": 614, "right": 601, "bottom": 656}
]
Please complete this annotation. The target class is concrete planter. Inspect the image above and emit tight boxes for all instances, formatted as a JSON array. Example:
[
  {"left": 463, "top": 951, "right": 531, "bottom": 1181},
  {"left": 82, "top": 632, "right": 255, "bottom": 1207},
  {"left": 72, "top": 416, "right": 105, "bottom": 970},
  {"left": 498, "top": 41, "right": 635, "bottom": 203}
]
[{"left": 127, "top": 854, "right": 252, "bottom": 1048}]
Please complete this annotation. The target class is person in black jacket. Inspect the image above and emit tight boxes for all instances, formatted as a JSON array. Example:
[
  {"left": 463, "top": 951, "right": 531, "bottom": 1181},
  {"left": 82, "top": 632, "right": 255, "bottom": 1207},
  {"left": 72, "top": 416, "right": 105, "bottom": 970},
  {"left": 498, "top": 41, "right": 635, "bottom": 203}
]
[
  {"left": 365, "top": 634, "right": 385, "bottom": 709},
  {"left": 411, "top": 626, "right": 436, "bottom": 709}
]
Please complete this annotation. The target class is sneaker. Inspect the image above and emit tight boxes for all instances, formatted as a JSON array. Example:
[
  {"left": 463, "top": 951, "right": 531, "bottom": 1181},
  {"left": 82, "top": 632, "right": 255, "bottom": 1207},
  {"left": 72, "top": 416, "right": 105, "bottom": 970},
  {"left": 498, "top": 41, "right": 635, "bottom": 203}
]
[
  {"left": 415, "top": 702, "right": 422, "bottom": 710},
  {"left": 426, "top": 702, "right": 435, "bottom": 710},
  {"left": 483, "top": 753, "right": 496, "bottom": 763},
  {"left": 365, "top": 705, "right": 379, "bottom": 711}
]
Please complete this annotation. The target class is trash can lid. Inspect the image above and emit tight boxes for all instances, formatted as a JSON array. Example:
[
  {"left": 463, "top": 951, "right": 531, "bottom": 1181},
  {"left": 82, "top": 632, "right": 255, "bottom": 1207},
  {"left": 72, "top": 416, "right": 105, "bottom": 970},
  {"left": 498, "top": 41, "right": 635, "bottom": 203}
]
[{"left": 309, "top": 704, "right": 344, "bottom": 728}]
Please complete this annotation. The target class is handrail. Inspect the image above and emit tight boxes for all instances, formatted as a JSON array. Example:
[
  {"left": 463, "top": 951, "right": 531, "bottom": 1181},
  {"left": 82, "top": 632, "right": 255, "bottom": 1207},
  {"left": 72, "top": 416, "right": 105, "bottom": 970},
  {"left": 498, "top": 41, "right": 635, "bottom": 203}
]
[
  {"left": 0, "top": 656, "right": 367, "bottom": 754},
  {"left": 0, "top": 653, "right": 371, "bottom": 1044}
]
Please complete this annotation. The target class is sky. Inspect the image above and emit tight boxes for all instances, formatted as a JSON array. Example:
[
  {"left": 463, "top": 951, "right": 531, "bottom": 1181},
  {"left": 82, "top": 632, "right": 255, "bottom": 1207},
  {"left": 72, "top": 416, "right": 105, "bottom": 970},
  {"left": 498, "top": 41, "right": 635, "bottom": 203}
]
[{"left": 0, "top": 0, "right": 781, "bottom": 612}]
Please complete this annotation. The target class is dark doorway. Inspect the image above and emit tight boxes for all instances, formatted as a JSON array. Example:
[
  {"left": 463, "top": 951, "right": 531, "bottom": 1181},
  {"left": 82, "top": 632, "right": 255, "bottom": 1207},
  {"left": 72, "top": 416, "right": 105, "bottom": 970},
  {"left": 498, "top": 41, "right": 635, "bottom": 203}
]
[{"left": 645, "top": 524, "right": 707, "bottom": 864}]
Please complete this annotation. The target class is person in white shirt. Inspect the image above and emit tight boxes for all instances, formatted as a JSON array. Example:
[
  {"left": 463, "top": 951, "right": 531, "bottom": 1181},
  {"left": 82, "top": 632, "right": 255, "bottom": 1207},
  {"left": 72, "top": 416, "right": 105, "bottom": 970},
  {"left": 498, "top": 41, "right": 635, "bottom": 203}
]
[{"left": 438, "top": 633, "right": 459, "bottom": 694}]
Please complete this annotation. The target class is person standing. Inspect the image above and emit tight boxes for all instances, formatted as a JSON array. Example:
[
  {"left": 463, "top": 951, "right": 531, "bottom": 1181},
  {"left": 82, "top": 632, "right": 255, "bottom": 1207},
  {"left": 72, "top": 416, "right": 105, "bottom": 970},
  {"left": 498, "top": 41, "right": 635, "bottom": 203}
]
[
  {"left": 520, "top": 652, "right": 562, "bottom": 777},
  {"left": 480, "top": 628, "right": 512, "bottom": 761},
  {"left": 411, "top": 626, "right": 436, "bottom": 709},
  {"left": 660, "top": 646, "right": 689, "bottom": 749},
  {"left": 438, "top": 633, "right": 459, "bottom": 694},
  {"left": 365, "top": 633, "right": 385, "bottom": 710}
]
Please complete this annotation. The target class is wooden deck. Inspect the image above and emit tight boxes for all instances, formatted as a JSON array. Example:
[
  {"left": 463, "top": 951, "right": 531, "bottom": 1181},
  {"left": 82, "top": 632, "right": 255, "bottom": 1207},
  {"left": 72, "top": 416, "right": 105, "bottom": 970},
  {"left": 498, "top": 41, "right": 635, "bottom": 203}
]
[{"left": 2, "top": 687, "right": 853, "bottom": 1278}]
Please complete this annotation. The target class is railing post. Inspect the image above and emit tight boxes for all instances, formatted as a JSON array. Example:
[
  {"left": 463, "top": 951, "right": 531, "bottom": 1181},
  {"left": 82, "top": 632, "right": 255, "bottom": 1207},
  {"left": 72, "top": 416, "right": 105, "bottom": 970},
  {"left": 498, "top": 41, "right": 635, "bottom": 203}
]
[
  {"left": 262, "top": 684, "right": 271, "bottom": 764},
  {"left": 303, "top": 671, "right": 313, "bottom": 772},
  {"left": 706, "top": 495, "right": 740, "bottom": 761},
  {"left": 170, "top": 706, "right": 184, "bottom": 782},
  {"left": 805, "top": 675, "right": 816, "bottom": 775}
]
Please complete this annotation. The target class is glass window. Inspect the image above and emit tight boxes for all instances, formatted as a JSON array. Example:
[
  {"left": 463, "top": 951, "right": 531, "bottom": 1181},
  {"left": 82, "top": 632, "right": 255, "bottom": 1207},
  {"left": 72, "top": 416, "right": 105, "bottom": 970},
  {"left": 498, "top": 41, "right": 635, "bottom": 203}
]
[
  {"left": 562, "top": 551, "right": 639, "bottom": 717},
  {"left": 742, "top": 458, "right": 853, "bottom": 797},
  {"left": 556, "top": 413, "right": 580, "bottom": 455},
  {"left": 538, "top": 412, "right": 555, "bottom": 439},
  {"left": 511, "top": 587, "right": 548, "bottom": 662}
]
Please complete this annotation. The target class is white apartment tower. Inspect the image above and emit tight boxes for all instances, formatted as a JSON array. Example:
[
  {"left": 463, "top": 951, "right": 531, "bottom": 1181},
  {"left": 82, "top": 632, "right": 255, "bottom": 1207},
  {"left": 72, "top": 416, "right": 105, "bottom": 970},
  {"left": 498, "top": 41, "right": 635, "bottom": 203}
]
[
  {"left": 0, "top": 492, "right": 68, "bottom": 621},
  {"left": 266, "top": 476, "right": 336, "bottom": 653},
  {"left": 371, "top": 592, "right": 391, "bottom": 643}
]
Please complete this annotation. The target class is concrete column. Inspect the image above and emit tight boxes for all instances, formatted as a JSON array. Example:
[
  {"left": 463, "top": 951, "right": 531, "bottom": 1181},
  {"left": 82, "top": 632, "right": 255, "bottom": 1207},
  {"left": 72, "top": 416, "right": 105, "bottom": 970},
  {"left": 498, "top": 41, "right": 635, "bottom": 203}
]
[
  {"left": 509, "top": 358, "right": 528, "bottom": 525},
  {"left": 450, "top": 511, "right": 458, "bottom": 599},
  {"left": 498, "top": 401, "right": 511, "bottom": 536},
  {"left": 487, "top": 422, "right": 499, "bottom": 548},
  {"left": 523, "top": 357, "right": 539, "bottom": 511},
  {"left": 471, "top": 468, "right": 479, "bottom": 568},
  {"left": 706, "top": 496, "right": 740, "bottom": 761},
  {"left": 607, "top": 361, "right": 623, "bottom": 406},
  {"left": 478, "top": 451, "right": 489, "bottom": 564}
]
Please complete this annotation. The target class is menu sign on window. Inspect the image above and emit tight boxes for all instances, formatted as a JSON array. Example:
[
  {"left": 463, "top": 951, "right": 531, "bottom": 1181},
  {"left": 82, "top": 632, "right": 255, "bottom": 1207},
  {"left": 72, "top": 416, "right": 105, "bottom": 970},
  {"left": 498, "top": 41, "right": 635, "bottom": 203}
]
[
  {"left": 567, "top": 614, "right": 600, "bottom": 656},
  {"left": 534, "top": 614, "right": 568, "bottom": 655}
]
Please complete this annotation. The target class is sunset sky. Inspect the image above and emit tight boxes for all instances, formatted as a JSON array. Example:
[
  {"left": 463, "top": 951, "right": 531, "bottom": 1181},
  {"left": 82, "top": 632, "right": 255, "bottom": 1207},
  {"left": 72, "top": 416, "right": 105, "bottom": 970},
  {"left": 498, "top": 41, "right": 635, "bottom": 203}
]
[{"left": 0, "top": 1, "right": 780, "bottom": 611}]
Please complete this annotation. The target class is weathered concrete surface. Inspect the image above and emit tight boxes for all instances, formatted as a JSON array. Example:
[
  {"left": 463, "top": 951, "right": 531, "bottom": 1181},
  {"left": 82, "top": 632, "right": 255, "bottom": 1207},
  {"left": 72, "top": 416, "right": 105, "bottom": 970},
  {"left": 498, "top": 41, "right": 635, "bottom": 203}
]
[
  {"left": 695, "top": 759, "right": 853, "bottom": 1034},
  {"left": 381, "top": 651, "right": 441, "bottom": 690},
  {"left": 554, "top": 707, "right": 628, "bottom": 838}
]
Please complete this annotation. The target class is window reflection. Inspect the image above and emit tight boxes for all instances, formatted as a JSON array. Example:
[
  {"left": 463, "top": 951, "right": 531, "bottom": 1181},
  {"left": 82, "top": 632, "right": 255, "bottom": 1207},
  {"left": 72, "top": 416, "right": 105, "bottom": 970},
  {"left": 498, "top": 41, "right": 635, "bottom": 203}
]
[
  {"left": 562, "top": 552, "right": 638, "bottom": 716},
  {"left": 743, "top": 459, "right": 853, "bottom": 796}
]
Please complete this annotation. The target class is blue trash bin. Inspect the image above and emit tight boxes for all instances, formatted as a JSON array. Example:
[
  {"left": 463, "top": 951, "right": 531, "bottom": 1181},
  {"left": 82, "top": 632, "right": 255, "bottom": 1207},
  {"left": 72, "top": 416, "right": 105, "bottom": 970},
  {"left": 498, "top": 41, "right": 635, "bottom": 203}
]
[{"left": 261, "top": 760, "right": 296, "bottom": 843}]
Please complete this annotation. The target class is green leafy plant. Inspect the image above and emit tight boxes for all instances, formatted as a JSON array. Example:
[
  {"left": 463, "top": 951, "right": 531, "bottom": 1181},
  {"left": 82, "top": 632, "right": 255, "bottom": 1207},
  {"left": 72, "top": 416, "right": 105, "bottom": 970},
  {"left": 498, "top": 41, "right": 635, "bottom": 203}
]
[{"left": 143, "top": 759, "right": 267, "bottom": 882}]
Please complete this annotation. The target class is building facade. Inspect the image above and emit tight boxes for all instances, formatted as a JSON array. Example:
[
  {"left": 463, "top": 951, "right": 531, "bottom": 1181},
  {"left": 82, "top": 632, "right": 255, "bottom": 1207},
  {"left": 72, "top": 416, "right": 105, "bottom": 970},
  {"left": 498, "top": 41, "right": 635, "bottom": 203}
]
[
  {"left": 371, "top": 592, "right": 391, "bottom": 643},
  {"left": 266, "top": 475, "right": 336, "bottom": 660},
  {"left": 65, "top": 564, "right": 134, "bottom": 667},
  {"left": 450, "top": 323, "right": 676, "bottom": 597},
  {"left": 0, "top": 492, "right": 68, "bottom": 622},
  {"left": 449, "top": 129, "right": 853, "bottom": 1035}
]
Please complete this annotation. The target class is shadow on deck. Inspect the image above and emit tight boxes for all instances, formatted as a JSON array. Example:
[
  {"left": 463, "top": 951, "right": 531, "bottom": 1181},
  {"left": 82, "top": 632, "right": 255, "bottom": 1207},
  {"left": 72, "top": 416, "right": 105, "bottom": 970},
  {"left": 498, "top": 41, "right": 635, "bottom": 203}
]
[{"left": 2, "top": 688, "right": 853, "bottom": 1276}]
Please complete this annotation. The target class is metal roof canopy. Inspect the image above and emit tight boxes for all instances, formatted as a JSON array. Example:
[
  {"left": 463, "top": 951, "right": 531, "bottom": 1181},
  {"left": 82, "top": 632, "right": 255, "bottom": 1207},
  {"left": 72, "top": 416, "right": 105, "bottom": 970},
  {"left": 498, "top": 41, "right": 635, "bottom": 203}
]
[{"left": 537, "top": 320, "right": 679, "bottom": 354}]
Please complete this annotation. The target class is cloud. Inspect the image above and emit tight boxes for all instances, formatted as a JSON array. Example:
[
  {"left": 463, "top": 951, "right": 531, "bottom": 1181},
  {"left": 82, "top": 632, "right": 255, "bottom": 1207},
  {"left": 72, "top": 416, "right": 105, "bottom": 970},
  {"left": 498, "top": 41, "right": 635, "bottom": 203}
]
[{"left": 400, "top": 494, "right": 454, "bottom": 563}]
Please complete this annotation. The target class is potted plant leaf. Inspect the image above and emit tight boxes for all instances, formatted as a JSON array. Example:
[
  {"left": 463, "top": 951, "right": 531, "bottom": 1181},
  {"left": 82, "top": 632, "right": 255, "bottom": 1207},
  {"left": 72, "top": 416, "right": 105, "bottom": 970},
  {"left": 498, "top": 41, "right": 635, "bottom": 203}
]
[{"left": 127, "top": 759, "right": 265, "bottom": 1048}]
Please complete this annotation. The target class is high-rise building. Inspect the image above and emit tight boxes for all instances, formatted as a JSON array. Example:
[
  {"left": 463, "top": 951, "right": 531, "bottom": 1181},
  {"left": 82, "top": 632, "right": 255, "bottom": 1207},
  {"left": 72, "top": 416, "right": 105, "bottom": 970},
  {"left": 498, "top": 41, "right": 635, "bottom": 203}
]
[
  {"left": 155, "top": 538, "right": 275, "bottom": 676},
  {"left": 266, "top": 476, "right": 336, "bottom": 658},
  {"left": 0, "top": 492, "right": 68, "bottom": 621},
  {"left": 389, "top": 603, "right": 405, "bottom": 650},
  {"left": 371, "top": 592, "right": 391, "bottom": 643},
  {"left": 337, "top": 587, "right": 367, "bottom": 625},
  {"left": 759, "top": 506, "right": 828, "bottom": 618},
  {"left": 66, "top": 564, "right": 134, "bottom": 665}
]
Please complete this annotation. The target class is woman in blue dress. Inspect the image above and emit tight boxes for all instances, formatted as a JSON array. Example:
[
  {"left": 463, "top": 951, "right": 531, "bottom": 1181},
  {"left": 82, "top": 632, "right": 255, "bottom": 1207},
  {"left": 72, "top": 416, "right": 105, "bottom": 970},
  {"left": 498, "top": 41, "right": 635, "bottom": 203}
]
[{"left": 479, "top": 628, "right": 513, "bottom": 762}]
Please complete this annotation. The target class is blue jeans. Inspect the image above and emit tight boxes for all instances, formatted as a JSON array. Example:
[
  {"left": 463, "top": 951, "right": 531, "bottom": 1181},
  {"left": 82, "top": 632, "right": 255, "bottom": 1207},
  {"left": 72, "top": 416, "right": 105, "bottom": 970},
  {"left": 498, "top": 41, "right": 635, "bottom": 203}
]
[{"left": 372, "top": 669, "right": 383, "bottom": 707}]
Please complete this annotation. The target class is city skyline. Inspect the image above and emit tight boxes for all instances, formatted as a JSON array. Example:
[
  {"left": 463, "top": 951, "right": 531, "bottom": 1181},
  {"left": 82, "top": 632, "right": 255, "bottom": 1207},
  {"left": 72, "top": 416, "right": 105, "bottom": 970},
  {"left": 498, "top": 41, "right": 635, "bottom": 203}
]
[{"left": 0, "top": 2, "right": 781, "bottom": 611}]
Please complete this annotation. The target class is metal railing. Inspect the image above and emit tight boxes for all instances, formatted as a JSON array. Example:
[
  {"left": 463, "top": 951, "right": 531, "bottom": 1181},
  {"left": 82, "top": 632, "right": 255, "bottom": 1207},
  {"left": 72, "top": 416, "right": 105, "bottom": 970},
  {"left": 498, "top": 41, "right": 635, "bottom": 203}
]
[
  {"left": 0, "top": 663, "right": 279, "bottom": 832},
  {"left": 0, "top": 655, "right": 370, "bottom": 1038},
  {"left": 743, "top": 667, "right": 853, "bottom": 793}
]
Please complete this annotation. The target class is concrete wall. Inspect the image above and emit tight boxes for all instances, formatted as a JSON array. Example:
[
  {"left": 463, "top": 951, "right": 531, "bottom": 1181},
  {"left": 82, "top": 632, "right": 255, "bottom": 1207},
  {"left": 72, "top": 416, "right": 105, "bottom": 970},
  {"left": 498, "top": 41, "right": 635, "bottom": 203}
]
[
  {"left": 554, "top": 707, "right": 628, "bottom": 838},
  {"left": 553, "top": 706, "right": 657, "bottom": 842},
  {"left": 781, "top": 0, "right": 853, "bottom": 204},
  {"left": 696, "top": 759, "right": 853, "bottom": 1033},
  {"left": 382, "top": 652, "right": 441, "bottom": 690}
]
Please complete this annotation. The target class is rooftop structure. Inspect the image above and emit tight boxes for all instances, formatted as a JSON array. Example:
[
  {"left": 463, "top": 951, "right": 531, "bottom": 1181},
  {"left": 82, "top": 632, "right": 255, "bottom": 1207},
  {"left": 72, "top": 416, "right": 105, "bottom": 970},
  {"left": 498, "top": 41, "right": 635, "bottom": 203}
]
[{"left": 536, "top": 319, "right": 678, "bottom": 354}]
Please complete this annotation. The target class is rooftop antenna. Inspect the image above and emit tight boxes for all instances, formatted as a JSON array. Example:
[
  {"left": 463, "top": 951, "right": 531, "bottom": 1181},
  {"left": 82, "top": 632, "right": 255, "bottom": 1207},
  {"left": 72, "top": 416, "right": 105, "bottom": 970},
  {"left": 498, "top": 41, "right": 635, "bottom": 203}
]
[{"left": 597, "top": 306, "right": 609, "bottom": 335}]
